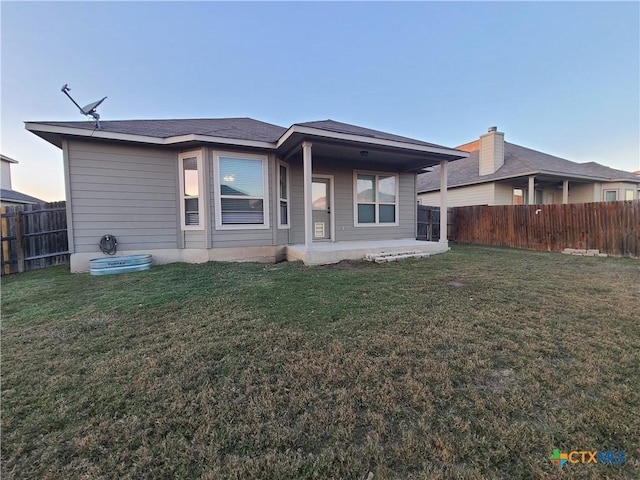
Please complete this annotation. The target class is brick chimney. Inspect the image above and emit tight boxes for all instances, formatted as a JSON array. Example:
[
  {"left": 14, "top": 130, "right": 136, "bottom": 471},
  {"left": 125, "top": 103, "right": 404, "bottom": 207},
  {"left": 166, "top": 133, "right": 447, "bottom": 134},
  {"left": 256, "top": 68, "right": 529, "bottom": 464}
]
[{"left": 479, "top": 126, "right": 504, "bottom": 176}]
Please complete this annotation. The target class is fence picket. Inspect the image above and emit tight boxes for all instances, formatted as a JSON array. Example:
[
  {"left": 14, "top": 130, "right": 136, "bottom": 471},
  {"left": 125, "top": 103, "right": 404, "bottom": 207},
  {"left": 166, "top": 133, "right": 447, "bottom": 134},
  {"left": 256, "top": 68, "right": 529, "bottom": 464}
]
[
  {"left": 1, "top": 201, "right": 69, "bottom": 275},
  {"left": 452, "top": 201, "right": 639, "bottom": 257}
]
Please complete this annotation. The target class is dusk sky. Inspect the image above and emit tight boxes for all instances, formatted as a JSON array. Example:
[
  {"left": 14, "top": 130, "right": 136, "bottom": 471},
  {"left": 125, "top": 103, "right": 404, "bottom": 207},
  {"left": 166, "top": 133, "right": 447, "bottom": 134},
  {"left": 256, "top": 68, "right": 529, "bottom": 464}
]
[{"left": 1, "top": 1, "right": 638, "bottom": 201}]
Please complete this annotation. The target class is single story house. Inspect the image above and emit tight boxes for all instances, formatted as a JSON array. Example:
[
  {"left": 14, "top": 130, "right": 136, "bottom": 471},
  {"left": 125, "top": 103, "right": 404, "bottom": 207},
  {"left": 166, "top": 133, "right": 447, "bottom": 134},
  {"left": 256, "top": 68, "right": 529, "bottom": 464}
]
[
  {"left": 1, "top": 154, "right": 45, "bottom": 207},
  {"left": 26, "top": 118, "right": 467, "bottom": 271},
  {"left": 417, "top": 127, "right": 640, "bottom": 207}
]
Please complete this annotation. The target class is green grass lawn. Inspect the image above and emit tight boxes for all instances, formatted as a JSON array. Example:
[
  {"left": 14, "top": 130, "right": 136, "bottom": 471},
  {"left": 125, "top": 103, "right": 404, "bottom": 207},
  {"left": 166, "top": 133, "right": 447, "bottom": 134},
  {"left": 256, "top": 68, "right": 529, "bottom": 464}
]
[{"left": 2, "top": 245, "right": 639, "bottom": 479}]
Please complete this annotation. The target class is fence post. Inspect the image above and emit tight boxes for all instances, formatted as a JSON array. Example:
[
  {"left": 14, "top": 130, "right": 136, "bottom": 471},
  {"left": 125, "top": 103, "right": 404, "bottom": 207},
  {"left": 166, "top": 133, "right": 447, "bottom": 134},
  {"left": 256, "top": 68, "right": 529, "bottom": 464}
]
[{"left": 14, "top": 211, "right": 25, "bottom": 273}]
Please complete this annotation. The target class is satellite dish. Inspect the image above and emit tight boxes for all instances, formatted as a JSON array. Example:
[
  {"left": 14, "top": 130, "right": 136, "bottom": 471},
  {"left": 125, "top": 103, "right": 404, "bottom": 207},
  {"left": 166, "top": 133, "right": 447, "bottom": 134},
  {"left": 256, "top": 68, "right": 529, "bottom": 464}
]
[
  {"left": 61, "top": 84, "right": 107, "bottom": 129},
  {"left": 81, "top": 97, "right": 107, "bottom": 116}
]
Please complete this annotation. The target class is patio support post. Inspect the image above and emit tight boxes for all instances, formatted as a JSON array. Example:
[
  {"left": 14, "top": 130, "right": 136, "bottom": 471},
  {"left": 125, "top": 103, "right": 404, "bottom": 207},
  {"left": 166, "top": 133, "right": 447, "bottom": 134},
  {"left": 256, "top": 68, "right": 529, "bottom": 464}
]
[
  {"left": 528, "top": 175, "right": 535, "bottom": 205},
  {"left": 439, "top": 160, "right": 448, "bottom": 243},
  {"left": 562, "top": 179, "right": 569, "bottom": 204},
  {"left": 302, "top": 141, "right": 313, "bottom": 249}
]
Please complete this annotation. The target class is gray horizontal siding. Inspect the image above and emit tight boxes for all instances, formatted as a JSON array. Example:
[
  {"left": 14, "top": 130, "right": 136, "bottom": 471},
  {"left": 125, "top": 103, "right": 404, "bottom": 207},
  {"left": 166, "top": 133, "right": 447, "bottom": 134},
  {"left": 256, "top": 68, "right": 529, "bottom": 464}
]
[
  {"left": 68, "top": 142, "right": 175, "bottom": 159},
  {"left": 72, "top": 190, "right": 178, "bottom": 201},
  {"left": 72, "top": 198, "right": 176, "bottom": 208},
  {"left": 74, "top": 227, "right": 177, "bottom": 236},
  {"left": 71, "top": 183, "right": 176, "bottom": 194},
  {"left": 73, "top": 213, "right": 176, "bottom": 223},
  {"left": 73, "top": 206, "right": 176, "bottom": 215},
  {"left": 68, "top": 140, "right": 179, "bottom": 254},
  {"left": 185, "top": 230, "right": 207, "bottom": 249},
  {"left": 72, "top": 167, "right": 175, "bottom": 180},
  {"left": 70, "top": 174, "right": 175, "bottom": 187},
  {"left": 75, "top": 236, "right": 178, "bottom": 250},
  {"left": 276, "top": 228, "right": 289, "bottom": 245}
]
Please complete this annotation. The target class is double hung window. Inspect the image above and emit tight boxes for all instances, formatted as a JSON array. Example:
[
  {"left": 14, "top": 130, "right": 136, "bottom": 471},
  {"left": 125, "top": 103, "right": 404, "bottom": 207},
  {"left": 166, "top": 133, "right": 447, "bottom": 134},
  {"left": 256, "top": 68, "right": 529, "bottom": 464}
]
[{"left": 354, "top": 172, "right": 398, "bottom": 225}]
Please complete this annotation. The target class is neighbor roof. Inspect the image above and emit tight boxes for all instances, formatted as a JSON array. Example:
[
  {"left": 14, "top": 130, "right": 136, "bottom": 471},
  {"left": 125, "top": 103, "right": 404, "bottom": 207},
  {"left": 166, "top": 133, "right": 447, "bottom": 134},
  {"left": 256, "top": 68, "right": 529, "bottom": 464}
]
[
  {"left": 418, "top": 141, "right": 640, "bottom": 193},
  {"left": 1, "top": 189, "right": 44, "bottom": 204}
]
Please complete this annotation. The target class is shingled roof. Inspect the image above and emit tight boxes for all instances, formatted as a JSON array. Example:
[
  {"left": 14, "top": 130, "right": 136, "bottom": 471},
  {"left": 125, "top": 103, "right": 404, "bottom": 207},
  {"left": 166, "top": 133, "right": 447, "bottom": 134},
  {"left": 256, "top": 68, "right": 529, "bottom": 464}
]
[
  {"left": 418, "top": 141, "right": 640, "bottom": 193},
  {"left": 27, "top": 117, "right": 461, "bottom": 154},
  {"left": 32, "top": 118, "right": 287, "bottom": 143},
  {"left": 1, "top": 189, "right": 44, "bottom": 204},
  {"left": 295, "top": 119, "right": 452, "bottom": 149}
]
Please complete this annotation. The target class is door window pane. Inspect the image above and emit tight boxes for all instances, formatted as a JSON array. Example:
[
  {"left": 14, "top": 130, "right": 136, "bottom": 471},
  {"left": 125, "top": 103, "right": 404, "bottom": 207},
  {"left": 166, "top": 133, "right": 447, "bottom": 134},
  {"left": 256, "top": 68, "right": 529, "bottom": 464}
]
[{"left": 312, "top": 182, "right": 327, "bottom": 210}]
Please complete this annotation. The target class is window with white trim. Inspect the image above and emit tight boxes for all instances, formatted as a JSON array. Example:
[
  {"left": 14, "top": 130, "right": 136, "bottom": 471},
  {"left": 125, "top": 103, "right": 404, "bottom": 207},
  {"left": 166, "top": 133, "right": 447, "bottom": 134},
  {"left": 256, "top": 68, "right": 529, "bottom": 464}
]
[
  {"left": 278, "top": 162, "right": 290, "bottom": 228},
  {"left": 354, "top": 172, "right": 398, "bottom": 225},
  {"left": 214, "top": 154, "right": 269, "bottom": 229},
  {"left": 604, "top": 190, "right": 617, "bottom": 202},
  {"left": 625, "top": 189, "right": 634, "bottom": 201},
  {"left": 179, "top": 151, "right": 203, "bottom": 229}
]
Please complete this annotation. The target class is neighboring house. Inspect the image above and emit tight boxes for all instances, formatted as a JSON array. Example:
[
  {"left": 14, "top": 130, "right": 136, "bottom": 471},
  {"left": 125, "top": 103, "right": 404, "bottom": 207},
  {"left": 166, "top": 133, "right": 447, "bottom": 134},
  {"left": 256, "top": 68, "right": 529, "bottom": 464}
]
[
  {"left": 1, "top": 154, "right": 45, "bottom": 207},
  {"left": 26, "top": 118, "right": 467, "bottom": 271},
  {"left": 418, "top": 127, "right": 640, "bottom": 207}
]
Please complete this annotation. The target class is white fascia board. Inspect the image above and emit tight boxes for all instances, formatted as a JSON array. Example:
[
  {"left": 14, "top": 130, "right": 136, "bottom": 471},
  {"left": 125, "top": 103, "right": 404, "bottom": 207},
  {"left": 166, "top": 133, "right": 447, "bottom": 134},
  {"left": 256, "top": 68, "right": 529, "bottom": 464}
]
[
  {"left": 275, "top": 125, "right": 298, "bottom": 148},
  {"left": 25, "top": 123, "right": 276, "bottom": 150},
  {"left": 25, "top": 122, "right": 166, "bottom": 145},
  {"left": 276, "top": 125, "right": 469, "bottom": 158},
  {"left": 0, "top": 154, "right": 18, "bottom": 163}
]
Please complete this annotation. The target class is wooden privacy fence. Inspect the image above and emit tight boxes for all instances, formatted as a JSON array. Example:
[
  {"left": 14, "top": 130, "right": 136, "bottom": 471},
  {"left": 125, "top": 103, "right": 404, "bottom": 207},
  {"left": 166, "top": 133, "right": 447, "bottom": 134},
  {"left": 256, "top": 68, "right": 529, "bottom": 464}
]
[
  {"left": 417, "top": 205, "right": 455, "bottom": 241},
  {"left": 1, "top": 201, "right": 69, "bottom": 275},
  {"left": 453, "top": 201, "right": 640, "bottom": 257}
]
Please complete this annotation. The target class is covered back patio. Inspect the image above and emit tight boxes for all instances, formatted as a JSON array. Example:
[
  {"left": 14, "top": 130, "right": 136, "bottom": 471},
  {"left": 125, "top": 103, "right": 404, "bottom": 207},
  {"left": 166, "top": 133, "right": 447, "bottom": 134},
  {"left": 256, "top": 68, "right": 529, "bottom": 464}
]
[{"left": 275, "top": 121, "right": 467, "bottom": 264}]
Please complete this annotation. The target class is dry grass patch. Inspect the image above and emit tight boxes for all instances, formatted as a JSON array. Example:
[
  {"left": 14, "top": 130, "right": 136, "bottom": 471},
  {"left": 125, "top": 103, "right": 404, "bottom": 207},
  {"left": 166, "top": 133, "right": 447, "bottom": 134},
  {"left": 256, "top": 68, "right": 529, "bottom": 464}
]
[{"left": 2, "top": 246, "right": 639, "bottom": 479}]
